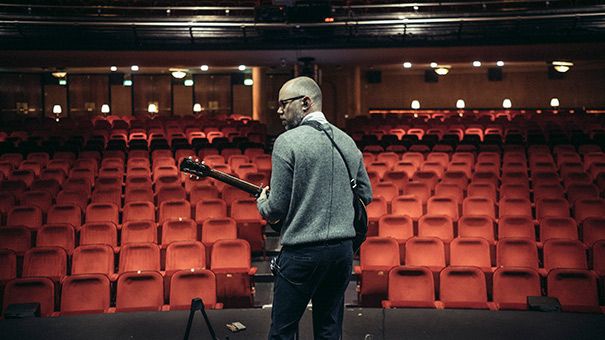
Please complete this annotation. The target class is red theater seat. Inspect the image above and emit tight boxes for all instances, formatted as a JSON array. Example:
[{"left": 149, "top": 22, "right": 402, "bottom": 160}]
[
  {"left": 356, "top": 237, "right": 400, "bottom": 307},
  {"left": 382, "top": 266, "right": 436, "bottom": 309},
  {"left": 493, "top": 267, "right": 541, "bottom": 310},
  {"left": 47, "top": 204, "right": 82, "bottom": 230},
  {"left": 115, "top": 271, "right": 164, "bottom": 312},
  {"left": 36, "top": 224, "right": 75, "bottom": 254},
  {"left": 230, "top": 198, "right": 266, "bottom": 253},
  {"left": 547, "top": 269, "right": 601, "bottom": 313},
  {"left": 21, "top": 191, "right": 52, "bottom": 213},
  {"left": 85, "top": 203, "right": 119, "bottom": 226},
  {"left": 391, "top": 195, "right": 423, "bottom": 221},
  {"left": 449, "top": 237, "right": 492, "bottom": 270},
  {"left": 438, "top": 266, "right": 491, "bottom": 309},
  {"left": 161, "top": 218, "right": 197, "bottom": 246},
  {"left": 0, "top": 226, "right": 32, "bottom": 255},
  {"left": 22, "top": 246, "right": 67, "bottom": 282},
  {"left": 158, "top": 200, "right": 191, "bottom": 224},
  {"left": 539, "top": 217, "right": 578, "bottom": 243},
  {"left": 80, "top": 222, "right": 118, "bottom": 250},
  {"left": 582, "top": 217, "right": 605, "bottom": 247},
  {"left": 165, "top": 240, "right": 206, "bottom": 276},
  {"left": 121, "top": 220, "right": 157, "bottom": 245},
  {"left": 7, "top": 205, "right": 43, "bottom": 230},
  {"left": 2, "top": 278, "right": 55, "bottom": 317},
  {"left": 427, "top": 196, "right": 459, "bottom": 221},
  {"left": 466, "top": 183, "right": 497, "bottom": 202},
  {"left": 404, "top": 237, "right": 445, "bottom": 272},
  {"left": 72, "top": 245, "right": 115, "bottom": 279},
  {"left": 210, "top": 239, "right": 256, "bottom": 308},
  {"left": 498, "top": 216, "right": 535, "bottom": 240},
  {"left": 123, "top": 201, "right": 156, "bottom": 224},
  {"left": 496, "top": 238, "right": 539, "bottom": 269},
  {"left": 574, "top": 198, "right": 605, "bottom": 223},
  {"left": 499, "top": 197, "right": 533, "bottom": 219},
  {"left": 418, "top": 215, "right": 454, "bottom": 243},
  {"left": 60, "top": 274, "right": 111, "bottom": 315},
  {"left": 0, "top": 249, "right": 17, "bottom": 283},
  {"left": 119, "top": 243, "right": 161, "bottom": 274},
  {"left": 543, "top": 239, "right": 587, "bottom": 273},
  {"left": 169, "top": 269, "right": 221, "bottom": 310},
  {"left": 56, "top": 190, "right": 89, "bottom": 212},
  {"left": 201, "top": 217, "right": 238, "bottom": 248}
]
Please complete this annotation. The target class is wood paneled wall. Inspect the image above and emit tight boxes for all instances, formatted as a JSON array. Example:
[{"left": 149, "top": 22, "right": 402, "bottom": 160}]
[
  {"left": 0, "top": 74, "right": 42, "bottom": 119},
  {"left": 69, "top": 75, "right": 109, "bottom": 117},
  {"left": 133, "top": 75, "right": 172, "bottom": 116}
]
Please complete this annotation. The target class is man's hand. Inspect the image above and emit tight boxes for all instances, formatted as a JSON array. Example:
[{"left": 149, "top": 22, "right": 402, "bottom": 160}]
[{"left": 257, "top": 186, "right": 270, "bottom": 202}]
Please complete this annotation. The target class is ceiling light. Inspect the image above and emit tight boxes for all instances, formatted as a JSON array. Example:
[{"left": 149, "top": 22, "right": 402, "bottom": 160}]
[
  {"left": 403, "top": 62, "right": 412, "bottom": 69},
  {"left": 101, "top": 104, "right": 110, "bottom": 113},
  {"left": 456, "top": 99, "right": 465, "bottom": 109},
  {"left": 552, "top": 61, "right": 573, "bottom": 73},
  {"left": 502, "top": 98, "right": 512, "bottom": 109},
  {"left": 429, "top": 62, "right": 438, "bottom": 68},
  {"left": 148, "top": 103, "right": 158, "bottom": 113},
  {"left": 131, "top": 65, "right": 139, "bottom": 71},
  {"left": 411, "top": 100, "right": 420, "bottom": 110},
  {"left": 244, "top": 78, "right": 254, "bottom": 86},
  {"left": 171, "top": 69, "right": 187, "bottom": 79},
  {"left": 413, "top": 5, "right": 419, "bottom": 10},
  {"left": 238, "top": 65, "right": 246, "bottom": 71},
  {"left": 473, "top": 61, "right": 481, "bottom": 67},
  {"left": 184, "top": 79, "right": 194, "bottom": 86},
  {"left": 434, "top": 65, "right": 450, "bottom": 76},
  {"left": 200, "top": 65, "right": 209, "bottom": 71},
  {"left": 52, "top": 105, "right": 62, "bottom": 114},
  {"left": 110, "top": 66, "right": 117, "bottom": 72},
  {"left": 550, "top": 98, "right": 560, "bottom": 107},
  {"left": 51, "top": 71, "right": 67, "bottom": 78},
  {"left": 193, "top": 103, "right": 202, "bottom": 113},
  {"left": 496, "top": 61, "right": 504, "bottom": 67}
]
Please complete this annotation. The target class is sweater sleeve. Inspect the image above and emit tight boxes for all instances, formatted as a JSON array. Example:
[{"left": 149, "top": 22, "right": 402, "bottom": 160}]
[
  {"left": 257, "top": 136, "right": 293, "bottom": 222},
  {"left": 355, "top": 155, "right": 373, "bottom": 205}
]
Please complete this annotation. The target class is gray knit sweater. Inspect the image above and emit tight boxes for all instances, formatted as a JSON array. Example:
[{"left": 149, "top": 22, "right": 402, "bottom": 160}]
[{"left": 257, "top": 118, "right": 372, "bottom": 246}]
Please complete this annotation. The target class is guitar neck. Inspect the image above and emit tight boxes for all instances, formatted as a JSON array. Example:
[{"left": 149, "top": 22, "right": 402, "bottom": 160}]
[{"left": 207, "top": 168, "right": 263, "bottom": 197}]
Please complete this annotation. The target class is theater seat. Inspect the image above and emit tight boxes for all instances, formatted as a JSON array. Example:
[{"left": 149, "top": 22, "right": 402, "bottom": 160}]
[
  {"left": 210, "top": 239, "right": 256, "bottom": 308},
  {"left": 0, "top": 248, "right": 17, "bottom": 283},
  {"left": 119, "top": 243, "right": 161, "bottom": 274},
  {"left": 60, "top": 274, "right": 111, "bottom": 315},
  {"left": 115, "top": 271, "right": 164, "bottom": 312},
  {"left": 356, "top": 237, "right": 400, "bottom": 307},
  {"left": 404, "top": 237, "right": 446, "bottom": 272},
  {"left": 547, "top": 269, "right": 601, "bottom": 313},
  {"left": 22, "top": 246, "right": 67, "bottom": 282},
  {"left": 438, "top": 266, "right": 492, "bottom": 310},
  {"left": 168, "top": 269, "right": 222, "bottom": 310},
  {"left": 72, "top": 245, "right": 116, "bottom": 280},
  {"left": 493, "top": 267, "right": 542, "bottom": 310},
  {"left": 2, "top": 277, "right": 55, "bottom": 317},
  {"left": 382, "top": 266, "right": 436, "bottom": 309}
]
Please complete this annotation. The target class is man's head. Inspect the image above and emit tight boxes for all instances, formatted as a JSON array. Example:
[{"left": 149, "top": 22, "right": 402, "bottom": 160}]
[{"left": 277, "top": 76, "right": 322, "bottom": 130}]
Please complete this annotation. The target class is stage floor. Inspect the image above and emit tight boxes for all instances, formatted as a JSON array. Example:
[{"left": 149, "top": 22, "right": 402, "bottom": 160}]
[{"left": 1, "top": 307, "right": 604, "bottom": 340}]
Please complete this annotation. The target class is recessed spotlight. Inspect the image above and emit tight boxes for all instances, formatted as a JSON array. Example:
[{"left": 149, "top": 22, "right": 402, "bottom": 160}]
[
  {"left": 473, "top": 61, "right": 481, "bottom": 67},
  {"left": 403, "top": 62, "right": 412, "bottom": 69},
  {"left": 200, "top": 65, "right": 209, "bottom": 71},
  {"left": 496, "top": 61, "right": 504, "bottom": 67},
  {"left": 110, "top": 66, "right": 117, "bottom": 72},
  {"left": 430, "top": 62, "right": 438, "bottom": 68},
  {"left": 131, "top": 65, "right": 139, "bottom": 71},
  {"left": 238, "top": 65, "right": 246, "bottom": 71}
]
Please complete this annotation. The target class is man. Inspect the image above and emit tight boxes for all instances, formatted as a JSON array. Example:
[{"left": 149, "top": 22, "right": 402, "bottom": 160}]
[{"left": 256, "top": 76, "right": 372, "bottom": 340}]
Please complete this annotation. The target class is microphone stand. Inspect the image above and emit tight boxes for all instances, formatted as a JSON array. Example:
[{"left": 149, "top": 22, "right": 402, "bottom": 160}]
[{"left": 183, "top": 298, "right": 218, "bottom": 340}]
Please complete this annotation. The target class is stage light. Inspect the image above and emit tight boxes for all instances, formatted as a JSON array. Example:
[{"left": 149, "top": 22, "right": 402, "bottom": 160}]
[
  {"left": 456, "top": 99, "right": 465, "bottom": 109},
  {"left": 244, "top": 78, "right": 254, "bottom": 86},
  {"left": 496, "top": 61, "right": 504, "bottom": 67},
  {"left": 502, "top": 98, "right": 512, "bottom": 109},
  {"left": 550, "top": 98, "right": 560, "bottom": 107},
  {"left": 403, "top": 62, "right": 412, "bottom": 69},
  {"left": 200, "top": 65, "right": 209, "bottom": 71},
  {"left": 473, "top": 61, "right": 482, "bottom": 67},
  {"left": 184, "top": 79, "right": 194, "bottom": 86},
  {"left": 429, "top": 62, "right": 438, "bottom": 68},
  {"left": 123, "top": 80, "right": 132, "bottom": 86},
  {"left": 110, "top": 66, "right": 117, "bottom": 72},
  {"left": 131, "top": 65, "right": 139, "bottom": 71},
  {"left": 51, "top": 71, "right": 66, "bottom": 78},
  {"left": 58, "top": 79, "right": 67, "bottom": 86},
  {"left": 411, "top": 100, "right": 420, "bottom": 109},
  {"left": 238, "top": 65, "right": 246, "bottom": 71}
]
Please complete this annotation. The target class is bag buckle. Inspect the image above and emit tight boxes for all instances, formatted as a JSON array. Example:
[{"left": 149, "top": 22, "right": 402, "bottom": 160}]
[{"left": 350, "top": 179, "right": 357, "bottom": 189}]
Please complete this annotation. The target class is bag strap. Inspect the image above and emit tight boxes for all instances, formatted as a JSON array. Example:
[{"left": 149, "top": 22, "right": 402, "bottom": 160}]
[{"left": 302, "top": 120, "right": 358, "bottom": 191}]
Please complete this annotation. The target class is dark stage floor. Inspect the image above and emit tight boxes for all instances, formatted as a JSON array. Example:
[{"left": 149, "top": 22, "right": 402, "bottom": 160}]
[{"left": 1, "top": 307, "right": 604, "bottom": 340}]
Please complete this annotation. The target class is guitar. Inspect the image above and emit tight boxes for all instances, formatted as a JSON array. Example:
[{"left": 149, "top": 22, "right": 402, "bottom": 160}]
[{"left": 179, "top": 157, "right": 283, "bottom": 231}]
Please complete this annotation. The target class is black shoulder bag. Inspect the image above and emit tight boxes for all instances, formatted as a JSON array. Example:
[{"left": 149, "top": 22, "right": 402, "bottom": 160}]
[{"left": 303, "top": 121, "right": 368, "bottom": 253}]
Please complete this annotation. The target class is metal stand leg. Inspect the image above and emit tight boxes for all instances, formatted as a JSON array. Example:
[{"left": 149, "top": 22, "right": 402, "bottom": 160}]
[{"left": 183, "top": 298, "right": 217, "bottom": 340}]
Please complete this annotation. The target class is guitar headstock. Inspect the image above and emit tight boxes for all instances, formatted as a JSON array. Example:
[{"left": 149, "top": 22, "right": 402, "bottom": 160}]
[{"left": 180, "top": 157, "right": 211, "bottom": 179}]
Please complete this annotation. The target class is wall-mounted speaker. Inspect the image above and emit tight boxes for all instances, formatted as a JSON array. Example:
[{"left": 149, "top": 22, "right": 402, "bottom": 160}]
[
  {"left": 488, "top": 67, "right": 503, "bottom": 81},
  {"left": 366, "top": 70, "right": 382, "bottom": 84},
  {"left": 424, "top": 70, "right": 438, "bottom": 83}
]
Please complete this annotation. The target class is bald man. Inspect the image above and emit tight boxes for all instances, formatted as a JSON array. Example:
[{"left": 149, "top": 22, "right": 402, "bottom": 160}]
[{"left": 257, "top": 76, "right": 372, "bottom": 340}]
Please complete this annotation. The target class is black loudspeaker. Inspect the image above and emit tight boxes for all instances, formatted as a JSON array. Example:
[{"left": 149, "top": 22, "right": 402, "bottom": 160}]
[
  {"left": 4, "top": 303, "right": 41, "bottom": 319},
  {"left": 548, "top": 66, "right": 565, "bottom": 79},
  {"left": 366, "top": 70, "right": 382, "bottom": 84},
  {"left": 231, "top": 73, "right": 245, "bottom": 85},
  {"left": 424, "top": 69, "right": 438, "bottom": 83},
  {"left": 109, "top": 73, "right": 124, "bottom": 85},
  {"left": 488, "top": 67, "right": 503, "bottom": 81}
]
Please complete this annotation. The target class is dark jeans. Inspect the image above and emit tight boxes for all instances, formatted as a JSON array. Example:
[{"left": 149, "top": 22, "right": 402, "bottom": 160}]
[{"left": 268, "top": 239, "right": 353, "bottom": 340}]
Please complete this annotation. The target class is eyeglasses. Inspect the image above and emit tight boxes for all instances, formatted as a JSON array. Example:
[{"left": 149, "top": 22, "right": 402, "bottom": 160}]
[{"left": 278, "top": 95, "right": 305, "bottom": 109}]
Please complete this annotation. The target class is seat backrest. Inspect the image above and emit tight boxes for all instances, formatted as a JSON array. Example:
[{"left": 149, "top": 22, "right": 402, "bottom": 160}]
[
  {"left": 7, "top": 205, "right": 43, "bottom": 230},
  {"left": 165, "top": 240, "right": 206, "bottom": 271},
  {"left": 231, "top": 198, "right": 264, "bottom": 221},
  {"left": 439, "top": 266, "right": 487, "bottom": 306},
  {"left": 47, "top": 204, "right": 82, "bottom": 229},
  {"left": 72, "top": 245, "right": 114, "bottom": 276},
  {"left": 499, "top": 197, "right": 533, "bottom": 219},
  {"left": 22, "top": 246, "right": 67, "bottom": 280},
  {"left": 547, "top": 269, "right": 600, "bottom": 312},
  {"left": 210, "top": 239, "right": 251, "bottom": 271},
  {"left": 418, "top": 215, "right": 454, "bottom": 242},
  {"left": 159, "top": 199, "right": 191, "bottom": 224},
  {"left": 169, "top": 269, "right": 217, "bottom": 309},
  {"left": 0, "top": 248, "right": 17, "bottom": 282},
  {"left": 387, "top": 266, "right": 434, "bottom": 305},
  {"left": 391, "top": 195, "right": 423, "bottom": 220},
  {"left": 496, "top": 238, "right": 539, "bottom": 269},
  {"left": 0, "top": 226, "right": 32, "bottom": 255},
  {"left": 449, "top": 237, "right": 491, "bottom": 268},
  {"left": 119, "top": 243, "right": 161, "bottom": 273},
  {"left": 36, "top": 224, "right": 75, "bottom": 254},
  {"left": 116, "top": 271, "right": 164, "bottom": 312},
  {"left": 121, "top": 220, "right": 157, "bottom": 245},
  {"left": 195, "top": 199, "right": 228, "bottom": 223},
  {"left": 61, "top": 274, "right": 111, "bottom": 314},
  {"left": 201, "top": 217, "right": 238, "bottom": 246},
  {"left": 543, "top": 239, "right": 587, "bottom": 271},
  {"left": 360, "top": 237, "right": 400, "bottom": 270},
  {"left": 79, "top": 222, "right": 118, "bottom": 248},
  {"left": 539, "top": 217, "right": 578, "bottom": 243},
  {"left": 574, "top": 198, "right": 605, "bottom": 223},
  {"left": 582, "top": 217, "right": 605, "bottom": 247},
  {"left": 404, "top": 237, "right": 445, "bottom": 269},
  {"left": 161, "top": 218, "right": 197, "bottom": 245},
  {"left": 493, "top": 267, "right": 541, "bottom": 309},
  {"left": 85, "top": 202, "right": 119, "bottom": 225},
  {"left": 427, "top": 196, "right": 458, "bottom": 221},
  {"left": 123, "top": 201, "right": 156, "bottom": 223},
  {"left": 2, "top": 277, "right": 55, "bottom": 317},
  {"left": 498, "top": 216, "right": 535, "bottom": 240},
  {"left": 457, "top": 216, "right": 495, "bottom": 242},
  {"left": 377, "top": 215, "right": 414, "bottom": 241}
]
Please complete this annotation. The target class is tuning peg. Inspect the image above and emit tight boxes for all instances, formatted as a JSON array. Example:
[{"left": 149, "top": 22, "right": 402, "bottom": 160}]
[
  {"left": 195, "top": 176, "right": 200, "bottom": 180},
  {"left": 189, "top": 174, "right": 193, "bottom": 178},
  {"left": 195, "top": 158, "right": 199, "bottom": 162},
  {"left": 188, "top": 156, "right": 192, "bottom": 159}
]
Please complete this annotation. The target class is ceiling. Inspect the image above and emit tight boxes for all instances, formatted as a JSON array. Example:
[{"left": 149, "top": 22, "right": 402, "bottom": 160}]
[{"left": 0, "top": 1, "right": 604, "bottom": 69}]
